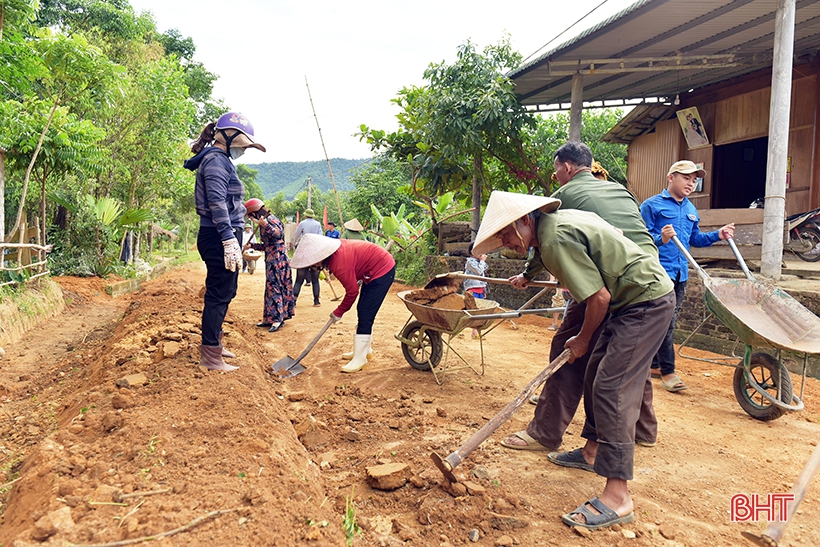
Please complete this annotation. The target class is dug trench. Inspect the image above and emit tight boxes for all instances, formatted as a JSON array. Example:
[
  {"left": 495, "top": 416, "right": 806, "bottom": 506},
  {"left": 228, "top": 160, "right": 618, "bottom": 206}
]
[{"left": 1, "top": 263, "right": 820, "bottom": 546}]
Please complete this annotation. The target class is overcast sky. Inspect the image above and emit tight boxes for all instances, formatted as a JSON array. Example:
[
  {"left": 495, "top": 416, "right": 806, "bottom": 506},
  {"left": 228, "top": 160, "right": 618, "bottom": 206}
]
[{"left": 128, "top": 0, "right": 635, "bottom": 163}]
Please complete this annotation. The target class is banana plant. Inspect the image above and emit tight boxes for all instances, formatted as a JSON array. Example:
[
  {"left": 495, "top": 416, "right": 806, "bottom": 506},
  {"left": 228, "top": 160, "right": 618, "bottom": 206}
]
[{"left": 370, "top": 203, "right": 430, "bottom": 251}]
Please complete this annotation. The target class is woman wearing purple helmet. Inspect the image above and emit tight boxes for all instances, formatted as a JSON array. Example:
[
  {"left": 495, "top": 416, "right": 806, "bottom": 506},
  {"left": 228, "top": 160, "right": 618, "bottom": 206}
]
[{"left": 184, "top": 112, "right": 266, "bottom": 371}]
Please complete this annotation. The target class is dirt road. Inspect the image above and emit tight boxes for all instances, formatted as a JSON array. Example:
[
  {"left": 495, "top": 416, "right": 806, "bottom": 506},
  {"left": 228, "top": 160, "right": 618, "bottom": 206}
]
[{"left": 1, "top": 263, "right": 819, "bottom": 546}]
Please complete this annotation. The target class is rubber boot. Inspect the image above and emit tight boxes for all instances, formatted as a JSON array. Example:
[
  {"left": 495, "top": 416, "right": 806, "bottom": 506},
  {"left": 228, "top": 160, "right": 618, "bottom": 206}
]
[
  {"left": 341, "top": 334, "right": 371, "bottom": 373},
  {"left": 199, "top": 344, "right": 239, "bottom": 372},
  {"left": 342, "top": 339, "right": 372, "bottom": 360},
  {"left": 218, "top": 331, "right": 236, "bottom": 359}
]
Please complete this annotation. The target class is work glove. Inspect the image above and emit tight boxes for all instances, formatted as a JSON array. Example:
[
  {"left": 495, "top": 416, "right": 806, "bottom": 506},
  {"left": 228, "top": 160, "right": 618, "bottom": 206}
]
[
  {"left": 329, "top": 312, "right": 342, "bottom": 324},
  {"left": 222, "top": 238, "right": 242, "bottom": 272}
]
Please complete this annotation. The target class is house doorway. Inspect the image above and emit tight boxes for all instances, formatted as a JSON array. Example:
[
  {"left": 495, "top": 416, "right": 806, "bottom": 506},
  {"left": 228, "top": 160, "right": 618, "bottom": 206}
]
[{"left": 711, "top": 136, "right": 768, "bottom": 209}]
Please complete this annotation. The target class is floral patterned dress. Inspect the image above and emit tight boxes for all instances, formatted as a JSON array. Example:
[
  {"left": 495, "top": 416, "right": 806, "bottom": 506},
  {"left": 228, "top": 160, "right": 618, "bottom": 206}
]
[{"left": 249, "top": 215, "right": 295, "bottom": 324}]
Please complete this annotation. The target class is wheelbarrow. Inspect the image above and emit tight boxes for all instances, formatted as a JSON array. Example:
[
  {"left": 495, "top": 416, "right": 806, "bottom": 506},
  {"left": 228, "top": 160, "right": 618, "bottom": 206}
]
[
  {"left": 243, "top": 249, "right": 263, "bottom": 274},
  {"left": 395, "top": 275, "right": 562, "bottom": 385},
  {"left": 673, "top": 236, "right": 813, "bottom": 421}
]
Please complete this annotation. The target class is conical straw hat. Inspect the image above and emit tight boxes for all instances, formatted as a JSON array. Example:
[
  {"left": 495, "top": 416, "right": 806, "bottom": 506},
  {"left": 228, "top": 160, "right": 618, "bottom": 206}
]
[
  {"left": 344, "top": 218, "right": 364, "bottom": 231},
  {"left": 472, "top": 191, "right": 561, "bottom": 256},
  {"left": 291, "top": 233, "right": 341, "bottom": 268}
]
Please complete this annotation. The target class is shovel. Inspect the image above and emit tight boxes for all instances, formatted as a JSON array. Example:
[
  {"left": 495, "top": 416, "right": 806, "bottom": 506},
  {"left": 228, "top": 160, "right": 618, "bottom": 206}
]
[
  {"left": 325, "top": 276, "right": 342, "bottom": 301},
  {"left": 431, "top": 349, "right": 572, "bottom": 482},
  {"left": 741, "top": 442, "right": 820, "bottom": 547},
  {"left": 271, "top": 317, "right": 335, "bottom": 378}
]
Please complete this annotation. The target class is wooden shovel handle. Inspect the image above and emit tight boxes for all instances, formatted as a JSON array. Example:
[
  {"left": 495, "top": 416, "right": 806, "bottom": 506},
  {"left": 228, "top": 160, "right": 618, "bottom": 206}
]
[{"left": 437, "top": 349, "right": 572, "bottom": 475}]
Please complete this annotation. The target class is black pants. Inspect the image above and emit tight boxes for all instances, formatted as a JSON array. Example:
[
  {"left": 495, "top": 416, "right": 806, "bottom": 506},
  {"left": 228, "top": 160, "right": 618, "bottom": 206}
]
[
  {"left": 293, "top": 268, "right": 320, "bottom": 303},
  {"left": 198, "top": 226, "right": 242, "bottom": 346},
  {"left": 651, "top": 278, "right": 687, "bottom": 376},
  {"left": 356, "top": 266, "right": 396, "bottom": 335}
]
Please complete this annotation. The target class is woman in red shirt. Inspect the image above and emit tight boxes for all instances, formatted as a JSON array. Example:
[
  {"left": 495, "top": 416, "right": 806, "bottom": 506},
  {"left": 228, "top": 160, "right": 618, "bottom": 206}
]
[{"left": 291, "top": 234, "right": 396, "bottom": 372}]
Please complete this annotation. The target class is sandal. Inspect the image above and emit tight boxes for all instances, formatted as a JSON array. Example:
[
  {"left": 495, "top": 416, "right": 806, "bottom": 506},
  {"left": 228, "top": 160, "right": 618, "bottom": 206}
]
[
  {"left": 268, "top": 323, "right": 282, "bottom": 333},
  {"left": 256, "top": 322, "right": 273, "bottom": 328},
  {"left": 547, "top": 449, "right": 595, "bottom": 472},
  {"left": 500, "top": 431, "right": 552, "bottom": 452},
  {"left": 650, "top": 368, "right": 662, "bottom": 379},
  {"left": 660, "top": 375, "right": 688, "bottom": 392},
  {"left": 561, "top": 497, "right": 634, "bottom": 530}
]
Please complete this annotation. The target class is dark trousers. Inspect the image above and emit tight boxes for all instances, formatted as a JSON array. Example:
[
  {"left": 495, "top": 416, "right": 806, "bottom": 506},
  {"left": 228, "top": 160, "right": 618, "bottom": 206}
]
[
  {"left": 293, "top": 268, "right": 320, "bottom": 303},
  {"left": 581, "top": 292, "right": 675, "bottom": 480},
  {"left": 651, "top": 279, "right": 687, "bottom": 376},
  {"left": 198, "top": 226, "right": 242, "bottom": 346},
  {"left": 355, "top": 266, "right": 395, "bottom": 335},
  {"left": 527, "top": 299, "right": 658, "bottom": 449}
]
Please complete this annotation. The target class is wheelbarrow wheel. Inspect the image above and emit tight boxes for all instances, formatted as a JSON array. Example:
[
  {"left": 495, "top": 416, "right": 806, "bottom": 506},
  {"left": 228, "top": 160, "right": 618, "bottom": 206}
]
[
  {"left": 400, "top": 321, "right": 443, "bottom": 371},
  {"left": 733, "top": 353, "right": 793, "bottom": 421},
  {"left": 247, "top": 260, "right": 256, "bottom": 274}
]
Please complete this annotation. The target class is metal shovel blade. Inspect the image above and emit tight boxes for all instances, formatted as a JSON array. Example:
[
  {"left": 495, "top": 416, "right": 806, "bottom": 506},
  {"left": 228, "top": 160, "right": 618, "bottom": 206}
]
[
  {"left": 271, "top": 356, "right": 306, "bottom": 379},
  {"left": 269, "top": 317, "right": 335, "bottom": 379}
]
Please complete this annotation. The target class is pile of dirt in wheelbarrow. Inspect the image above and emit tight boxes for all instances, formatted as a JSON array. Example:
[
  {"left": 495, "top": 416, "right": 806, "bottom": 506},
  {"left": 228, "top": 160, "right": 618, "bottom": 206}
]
[
  {"left": 2, "top": 263, "right": 820, "bottom": 547},
  {"left": 404, "top": 286, "right": 478, "bottom": 310}
]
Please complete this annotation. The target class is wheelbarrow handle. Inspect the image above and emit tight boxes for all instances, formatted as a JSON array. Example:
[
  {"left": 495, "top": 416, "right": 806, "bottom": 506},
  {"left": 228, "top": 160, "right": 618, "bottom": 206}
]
[
  {"left": 431, "top": 349, "right": 572, "bottom": 482},
  {"left": 453, "top": 273, "right": 558, "bottom": 287},
  {"left": 671, "top": 236, "right": 710, "bottom": 284}
]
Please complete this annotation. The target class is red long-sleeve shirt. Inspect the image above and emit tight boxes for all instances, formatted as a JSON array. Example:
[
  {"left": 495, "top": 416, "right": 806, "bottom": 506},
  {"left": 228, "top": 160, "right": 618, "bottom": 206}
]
[{"left": 326, "top": 240, "right": 396, "bottom": 317}]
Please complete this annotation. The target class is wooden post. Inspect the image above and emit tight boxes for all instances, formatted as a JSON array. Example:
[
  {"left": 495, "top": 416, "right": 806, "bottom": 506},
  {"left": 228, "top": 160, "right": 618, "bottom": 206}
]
[
  {"left": 570, "top": 74, "right": 584, "bottom": 142},
  {"left": 761, "top": 0, "right": 796, "bottom": 280}
]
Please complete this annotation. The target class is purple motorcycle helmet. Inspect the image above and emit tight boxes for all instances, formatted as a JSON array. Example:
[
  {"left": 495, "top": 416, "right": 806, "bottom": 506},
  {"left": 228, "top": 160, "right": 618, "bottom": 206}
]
[{"left": 214, "top": 112, "right": 266, "bottom": 152}]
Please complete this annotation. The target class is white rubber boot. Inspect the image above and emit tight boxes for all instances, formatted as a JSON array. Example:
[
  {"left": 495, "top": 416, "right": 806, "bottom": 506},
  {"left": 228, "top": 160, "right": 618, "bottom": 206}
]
[
  {"left": 342, "top": 339, "right": 372, "bottom": 360},
  {"left": 341, "top": 334, "right": 371, "bottom": 373}
]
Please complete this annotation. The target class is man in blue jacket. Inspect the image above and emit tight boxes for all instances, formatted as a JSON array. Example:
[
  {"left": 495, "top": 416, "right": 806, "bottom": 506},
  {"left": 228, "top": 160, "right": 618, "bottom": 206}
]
[{"left": 640, "top": 160, "right": 734, "bottom": 392}]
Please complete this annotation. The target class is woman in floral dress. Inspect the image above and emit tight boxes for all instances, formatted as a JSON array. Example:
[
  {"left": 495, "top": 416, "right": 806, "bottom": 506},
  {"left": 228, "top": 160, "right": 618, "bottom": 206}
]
[{"left": 243, "top": 198, "right": 295, "bottom": 332}]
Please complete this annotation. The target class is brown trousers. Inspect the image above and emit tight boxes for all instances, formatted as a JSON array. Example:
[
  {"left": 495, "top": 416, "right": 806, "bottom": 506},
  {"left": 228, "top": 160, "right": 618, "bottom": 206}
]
[
  {"left": 581, "top": 293, "right": 675, "bottom": 480},
  {"left": 526, "top": 298, "right": 659, "bottom": 450}
]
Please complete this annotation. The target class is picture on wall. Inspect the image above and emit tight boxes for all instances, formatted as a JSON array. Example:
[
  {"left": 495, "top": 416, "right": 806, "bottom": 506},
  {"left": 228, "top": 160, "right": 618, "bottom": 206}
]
[{"left": 676, "top": 106, "right": 710, "bottom": 149}]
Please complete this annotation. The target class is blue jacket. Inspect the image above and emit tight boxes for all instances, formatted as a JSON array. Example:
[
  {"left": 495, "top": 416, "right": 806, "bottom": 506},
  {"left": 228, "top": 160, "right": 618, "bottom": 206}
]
[
  {"left": 640, "top": 189, "right": 720, "bottom": 282},
  {"left": 185, "top": 147, "right": 246, "bottom": 241}
]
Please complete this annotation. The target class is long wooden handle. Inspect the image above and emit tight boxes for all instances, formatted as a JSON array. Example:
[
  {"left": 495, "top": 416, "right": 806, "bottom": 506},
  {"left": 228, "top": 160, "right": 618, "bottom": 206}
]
[
  {"left": 455, "top": 273, "right": 558, "bottom": 287},
  {"left": 293, "top": 317, "right": 335, "bottom": 363},
  {"left": 748, "top": 443, "right": 820, "bottom": 546},
  {"left": 441, "top": 349, "right": 572, "bottom": 471}
]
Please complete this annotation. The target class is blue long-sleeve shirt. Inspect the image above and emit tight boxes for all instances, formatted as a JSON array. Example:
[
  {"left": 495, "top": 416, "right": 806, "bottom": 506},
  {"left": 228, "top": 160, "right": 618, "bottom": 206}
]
[{"left": 640, "top": 189, "right": 720, "bottom": 282}]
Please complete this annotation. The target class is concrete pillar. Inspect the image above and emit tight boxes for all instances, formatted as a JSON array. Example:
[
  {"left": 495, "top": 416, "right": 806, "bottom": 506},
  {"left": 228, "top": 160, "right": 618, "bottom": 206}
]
[
  {"left": 761, "top": 0, "right": 796, "bottom": 280},
  {"left": 570, "top": 74, "right": 583, "bottom": 142}
]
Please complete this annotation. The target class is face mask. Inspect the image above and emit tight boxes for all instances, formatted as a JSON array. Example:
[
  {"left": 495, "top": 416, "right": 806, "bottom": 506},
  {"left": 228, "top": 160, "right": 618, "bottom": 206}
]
[{"left": 229, "top": 147, "right": 245, "bottom": 160}]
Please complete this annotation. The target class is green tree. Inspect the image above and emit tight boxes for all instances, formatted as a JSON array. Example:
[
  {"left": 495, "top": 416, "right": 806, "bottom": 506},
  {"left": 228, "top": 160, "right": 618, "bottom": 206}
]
[
  {"left": 3, "top": 29, "right": 121, "bottom": 243},
  {"left": 344, "top": 156, "right": 414, "bottom": 228},
  {"left": 236, "top": 164, "right": 263, "bottom": 200},
  {"left": 360, "top": 37, "right": 542, "bottom": 237},
  {"left": 529, "top": 109, "right": 628, "bottom": 186}
]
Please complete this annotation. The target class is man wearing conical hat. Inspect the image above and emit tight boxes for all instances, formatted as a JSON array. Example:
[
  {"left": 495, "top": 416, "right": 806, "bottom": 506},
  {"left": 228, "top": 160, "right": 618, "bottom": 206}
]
[
  {"left": 342, "top": 218, "right": 367, "bottom": 241},
  {"left": 473, "top": 188, "right": 674, "bottom": 531},
  {"left": 503, "top": 142, "right": 659, "bottom": 457}
]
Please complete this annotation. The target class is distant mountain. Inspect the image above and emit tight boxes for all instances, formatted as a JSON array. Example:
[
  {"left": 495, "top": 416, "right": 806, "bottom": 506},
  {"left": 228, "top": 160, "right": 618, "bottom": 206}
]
[{"left": 246, "top": 158, "right": 371, "bottom": 199}]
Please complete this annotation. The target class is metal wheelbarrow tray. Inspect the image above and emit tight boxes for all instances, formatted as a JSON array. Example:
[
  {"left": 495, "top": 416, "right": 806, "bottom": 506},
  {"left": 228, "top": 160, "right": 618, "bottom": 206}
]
[
  {"left": 395, "top": 275, "right": 563, "bottom": 385},
  {"left": 674, "top": 236, "right": 813, "bottom": 420}
]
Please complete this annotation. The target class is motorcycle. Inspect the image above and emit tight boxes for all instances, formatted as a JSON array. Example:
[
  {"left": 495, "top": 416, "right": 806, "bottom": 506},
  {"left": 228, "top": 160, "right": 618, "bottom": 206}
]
[{"left": 750, "top": 199, "right": 820, "bottom": 262}]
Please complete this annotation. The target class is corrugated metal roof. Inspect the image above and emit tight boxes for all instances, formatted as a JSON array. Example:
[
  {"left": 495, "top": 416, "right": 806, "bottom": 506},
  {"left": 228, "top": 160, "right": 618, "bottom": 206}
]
[{"left": 510, "top": 0, "right": 820, "bottom": 108}]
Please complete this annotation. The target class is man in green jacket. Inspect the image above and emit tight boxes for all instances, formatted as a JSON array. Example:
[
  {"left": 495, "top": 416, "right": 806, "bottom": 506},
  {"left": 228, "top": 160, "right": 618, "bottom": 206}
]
[
  {"left": 502, "top": 141, "right": 659, "bottom": 453},
  {"left": 473, "top": 190, "right": 674, "bottom": 530}
]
